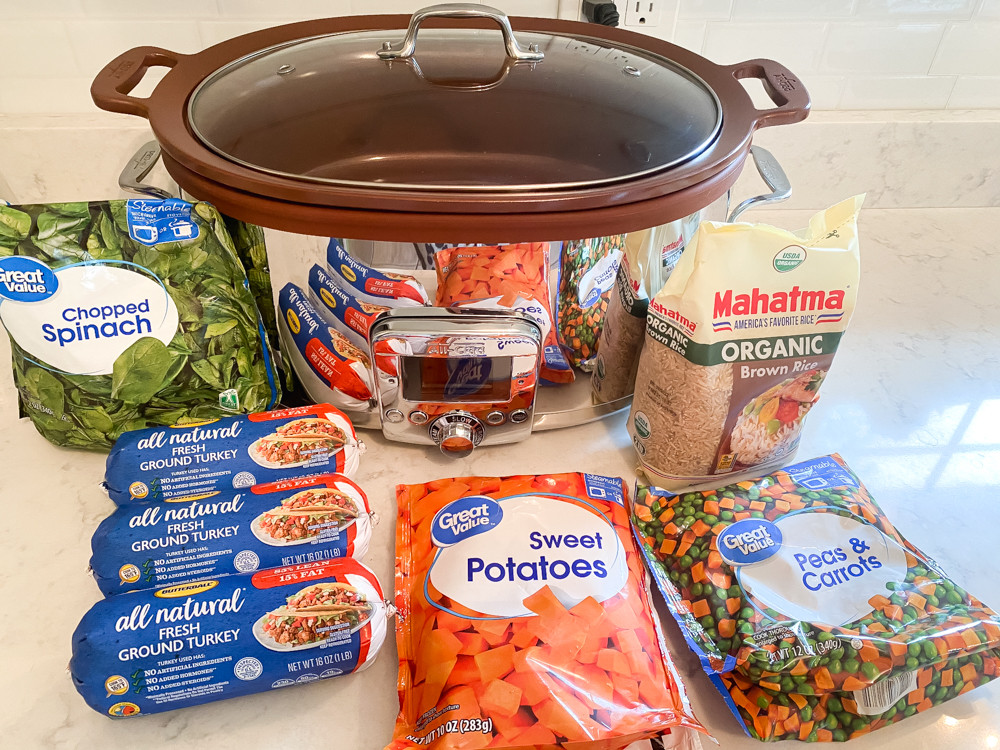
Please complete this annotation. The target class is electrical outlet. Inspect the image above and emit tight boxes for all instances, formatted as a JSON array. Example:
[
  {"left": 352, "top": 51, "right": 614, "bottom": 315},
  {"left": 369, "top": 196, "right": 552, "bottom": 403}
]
[{"left": 624, "top": 0, "right": 661, "bottom": 27}]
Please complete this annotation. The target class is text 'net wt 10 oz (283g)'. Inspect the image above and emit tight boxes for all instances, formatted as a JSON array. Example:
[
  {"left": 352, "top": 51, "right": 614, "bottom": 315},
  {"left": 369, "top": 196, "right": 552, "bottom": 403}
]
[
  {"left": 631, "top": 454, "right": 1000, "bottom": 742},
  {"left": 628, "top": 196, "right": 864, "bottom": 491},
  {"left": 389, "top": 472, "right": 706, "bottom": 750},
  {"left": 0, "top": 199, "right": 281, "bottom": 451}
]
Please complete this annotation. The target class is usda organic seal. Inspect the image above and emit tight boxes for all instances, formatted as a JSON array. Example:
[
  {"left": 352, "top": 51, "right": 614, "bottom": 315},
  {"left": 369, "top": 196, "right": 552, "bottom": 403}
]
[
  {"left": 773, "top": 245, "right": 806, "bottom": 273},
  {"left": 633, "top": 411, "right": 651, "bottom": 439}
]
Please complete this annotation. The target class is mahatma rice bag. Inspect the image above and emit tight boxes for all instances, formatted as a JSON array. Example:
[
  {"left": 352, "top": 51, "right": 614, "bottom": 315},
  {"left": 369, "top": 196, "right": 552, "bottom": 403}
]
[
  {"left": 629, "top": 196, "right": 864, "bottom": 490},
  {"left": 0, "top": 199, "right": 280, "bottom": 451},
  {"left": 592, "top": 217, "right": 698, "bottom": 405},
  {"left": 631, "top": 454, "right": 1000, "bottom": 742},
  {"left": 389, "top": 472, "right": 705, "bottom": 750},
  {"left": 434, "top": 243, "right": 574, "bottom": 385},
  {"left": 71, "top": 558, "right": 388, "bottom": 717}
]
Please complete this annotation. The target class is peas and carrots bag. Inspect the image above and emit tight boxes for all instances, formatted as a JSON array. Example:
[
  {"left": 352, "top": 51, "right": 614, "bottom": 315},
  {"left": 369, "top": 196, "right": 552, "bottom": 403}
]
[
  {"left": 389, "top": 472, "right": 705, "bottom": 750},
  {"left": 632, "top": 454, "right": 1000, "bottom": 742}
]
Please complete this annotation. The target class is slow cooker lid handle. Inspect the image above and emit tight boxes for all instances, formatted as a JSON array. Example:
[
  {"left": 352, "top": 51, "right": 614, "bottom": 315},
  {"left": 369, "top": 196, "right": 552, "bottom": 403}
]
[
  {"left": 91, "top": 46, "right": 184, "bottom": 118},
  {"left": 376, "top": 3, "right": 545, "bottom": 62},
  {"left": 726, "top": 58, "right": 811, "bottom": 130}
]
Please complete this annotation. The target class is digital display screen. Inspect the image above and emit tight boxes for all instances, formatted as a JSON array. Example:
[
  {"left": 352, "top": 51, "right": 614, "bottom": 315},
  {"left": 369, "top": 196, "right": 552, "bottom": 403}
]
[{"left": 402, "top": 357, "right": 512, "bottom": 403}]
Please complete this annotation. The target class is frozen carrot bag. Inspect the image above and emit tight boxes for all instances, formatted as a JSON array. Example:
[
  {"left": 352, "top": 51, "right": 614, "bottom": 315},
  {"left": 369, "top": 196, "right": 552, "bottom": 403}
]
[
  {"left": 434, "top": 244, "right": 574, "bottom": 385},
  {"left": 389, "top": 472, "right": 705, "bottom": 750}
]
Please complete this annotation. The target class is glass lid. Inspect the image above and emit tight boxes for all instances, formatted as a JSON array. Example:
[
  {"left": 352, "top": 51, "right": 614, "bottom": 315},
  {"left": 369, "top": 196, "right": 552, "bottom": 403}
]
[{"left": 188, "top": 5, "right": 723, "bottom": 192}]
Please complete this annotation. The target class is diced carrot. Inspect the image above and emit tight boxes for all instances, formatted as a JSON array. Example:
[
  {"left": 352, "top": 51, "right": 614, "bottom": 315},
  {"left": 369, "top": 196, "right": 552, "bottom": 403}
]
[
  {"left": 907, "top": 688, "right": 924, "bottom": 705},
  {"left": 774, "top": 500, "right": 791, "bottom": 512},
  {"left": 726, "top": 597, "right": 742, "bottom": 615},
  {"left": 885, "top": 604, "right": 903, "bottom": 620},
  {"left": 658, "top": 508, "right": 675, "bottom": 523},
  {"left": 816, "top": 729, "right": 833, "bottom": 741},
  {"left": 940, "top": 669, "right": 953, "bottom": 687},
  {"left": 718, "top": 619, "right": 736, "bottom": 639},
  {"left": 960, "top": 663, "right": 978, "bottom": 683},
  {"left": 634, "top": 505, "right": 653, "bottom": 522},
  {"left": 962, "top": 628, "right": 982, "bottom": 648},
  {"left": 660, "top": 539, "right": 677, "bottom": 555},
  {"left": 707, "top": 551, "right": 723, "bottom": 569},
  {"left": 799, "top": 720, "right": 814, "bottom": 740},
  {"left": 690, "top": 520, "right": 711, "bottom": 537},
  {"left": 691, "top": 599, "right": 711, "bottom": 618},
  {"left": 859, "top": 643, "right": 880, "bottom": 662},
  {"left": 790, "top": 693, "right": 808, "bottom": 709},
  {"left": 719, "top": 497, "right": 735, "bottom": 509},
  {"left": 759, "top": 680, "right": 781, "bottom": 691},
  {"left": 736, "top": 481, "right": 755, "bottom": 490},
  {"left": 814, "top": 667, "right": 835, "bottom": 690},
  {"left": 917, "top": 669, "right": 932, "bottom": 688},
  {"left": 703, "top": 500, "right": 720, "bottom": 516},
  {"left": 959, "top": 682, "right": 975, "bottom": 695},
  {"left": 749, "top": 501, "right": 766, "bottom": 511},
  {"left": 916, "top": 698, "right": 934, "bottom": 713},
  {"left": 754, "top": 715, "right": 773, "bottom": 739},
  {"left": 691, "top": 561, "right": 707, "bottom": 583},
  {"left": 867, "top": 622, "right": 888, "bottom": 633},
  {"left": 869, "top": 594, "right": 891, "bottom": 610},
  {"left": 474, "top": 644, "right": 516, "bottom": 684},
  {"left": 842, "top": 676, "right": 867, "bottom": 691},
  {"left": 908, "top": 593, "right": 927, "bottom": 610}
]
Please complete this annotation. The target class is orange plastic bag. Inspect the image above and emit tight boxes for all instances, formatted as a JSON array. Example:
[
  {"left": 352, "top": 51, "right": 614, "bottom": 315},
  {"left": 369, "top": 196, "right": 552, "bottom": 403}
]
[
  {"left": 389, "top": 472, "right": 705, "bottom": 750},
  {"left": 434, "top": 244, "right": 575, "bottom": 385}
]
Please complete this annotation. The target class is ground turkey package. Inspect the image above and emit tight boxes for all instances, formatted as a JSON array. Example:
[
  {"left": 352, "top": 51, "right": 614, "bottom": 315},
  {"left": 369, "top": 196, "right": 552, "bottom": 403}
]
[
  {"left": 71, "top": 558, "right": 388, "bottom": 717},
  {"left": 389, "top": 472, "right": 704, "bottom": 750},
  {"left": 632, "top": 455, "right": 1000, "bottom": 742},
  {"left": 434, "top": 244, "right": 574, "bottom": 385},
  {"left": 0, "top": 199, "right": 280, "bottom": 451},
  {"left": 104, "top": 403, "right": 363, "bottom": 504},
  {"left": 629, "top": 196, "right": 864, "bottom": 490},
  {"left": 91, "top": 473, "right": 375, "bottom": 596}
]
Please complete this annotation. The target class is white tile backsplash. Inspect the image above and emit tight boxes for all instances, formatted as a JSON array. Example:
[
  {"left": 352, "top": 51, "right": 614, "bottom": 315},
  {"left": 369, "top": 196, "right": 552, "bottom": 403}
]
[
  {"left": 821, "top": 23, "right": 944, "bottom": 74},
  {"left": 704, "top": 22, "right": 827, "bottom": 72},
  {"left": 1, "top": 0, "right": 999, "bottom": 111},
  {"left": 66, "top": 19, "right": 204, "bottom": 78},
  {"left": 930, "top": 21, "right": 1000, "bottom": 75},
  {"left": 839, "top": 74, "right": 957, "bottom": 107},
  {"left": 947, "top": 76, "right": 1000, "bottom": 107}
]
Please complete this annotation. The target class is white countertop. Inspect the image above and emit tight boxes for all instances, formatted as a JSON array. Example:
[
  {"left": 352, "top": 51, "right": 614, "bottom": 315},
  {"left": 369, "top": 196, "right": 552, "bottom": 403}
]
[{"left": 1, "top": 205, "right": 998, "bottom": 749}]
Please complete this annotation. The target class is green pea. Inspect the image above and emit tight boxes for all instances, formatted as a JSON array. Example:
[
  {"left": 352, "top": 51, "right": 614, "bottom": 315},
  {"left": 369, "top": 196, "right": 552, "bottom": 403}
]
[
  {"left": 826, "top": 697, "right": 842, "bottom": 713},
  {"left": 946, "top": 590, "right": 963, "bottom": 605},
  {"left": 824, "top": 715, "right": 839, "bottom": 730},
  {"left": 904, "top": 705, "right": 917, "bottom": 717},
  {"left": 844, "top": 659, "right": 860, "bottom": 674},
  {"left": 797, "top": 684, "right": 814, "bottom": 695},
  {"left": 780, "top": 676, "right": 795, "bottom": 692},
  {"left": 721, "top": 510, "right": 734, "bottom": 521},
  {"left": 906, "top": 657, "right": 920, "bottom": 670},
  {"left": 750, "top": 511, "right": 765, "bottom": 519},
  {"left": 740, "top": 607, "right": 755, "bottom": 619},
  {"left": 837, "top": 711, "right": 853, "bottom": 727},
  {"left": 679, "top": 555, "right": 693, "bottom": 569},
  {"left": 922, "top": 640, "right": 938, "bottom": 660},
  {"left": 907, "top": 643, "right": 921, "bottom": 657},
  {"left": 690, "top": 583, "right": 703, "bottom": 597},
  {"left": 861, "top": 662, "right": 880, "bottom": 680},
  {"left": 829, "top": 648, "right": 845, "bottom": 660},
  {"left": 924, "top": 684, "right": 936, "bottom": 698},
  {"left": 829, "top": 659, "right": 843, "bottom": 674},
  {"left": 832, "top": 729, "right": 847, "bottom": 742}
]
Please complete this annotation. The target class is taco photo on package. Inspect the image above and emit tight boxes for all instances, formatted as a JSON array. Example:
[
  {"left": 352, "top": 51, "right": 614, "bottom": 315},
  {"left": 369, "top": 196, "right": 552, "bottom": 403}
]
[{"left": 389, "top": 472, "right": 704, "bottom": 750}]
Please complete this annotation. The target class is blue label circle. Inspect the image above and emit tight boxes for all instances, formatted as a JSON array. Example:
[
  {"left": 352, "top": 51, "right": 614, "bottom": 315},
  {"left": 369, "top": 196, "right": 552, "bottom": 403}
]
[
  {"left": 431, "top": 495, "right": 503, "bottom": 548},
  {"left": 717, "top": 518, "right": 783, "bottom": 566},
  {"left": 0, "top": 256, "right": 58, "bottom": 302},
  {"left": 582, "top": 287, "right": 603, "bottom": 309}
]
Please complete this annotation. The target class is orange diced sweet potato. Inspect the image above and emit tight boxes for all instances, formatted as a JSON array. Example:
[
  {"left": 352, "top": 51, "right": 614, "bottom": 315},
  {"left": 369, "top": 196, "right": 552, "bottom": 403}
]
[
  {"left": 504, "top": 669, "right": 553, "bottom": 706},
  {"left": 523, "top": 586, "right": 569, "bottom": 618},
  {"left": 455, "top": 632, "right": 489, "bottom": 656},
  {"left": 597, "top": 649, "right": 631, "bottom": 676},
  {"left": 446, "top": 656, "right": 482, "bottom": 688},
  {"left": 480, "top": 679, "right": 522, "bottom": 719},
  {"left": 612, "top": 629, "right": 642, "bottom": 653},
  {"left": 475, "top": 644, "right": 516, "bottom": 684}
]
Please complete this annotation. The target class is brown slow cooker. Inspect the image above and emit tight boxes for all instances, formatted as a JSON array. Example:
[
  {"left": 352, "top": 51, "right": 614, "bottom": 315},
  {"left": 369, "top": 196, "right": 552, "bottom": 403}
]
[{"left": 91, "top": 3, "right": 809, "bottom": 242}]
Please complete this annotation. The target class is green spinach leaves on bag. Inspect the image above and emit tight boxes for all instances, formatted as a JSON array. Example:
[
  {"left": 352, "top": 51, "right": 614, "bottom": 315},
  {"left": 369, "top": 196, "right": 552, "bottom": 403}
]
[{"left": 0, "top": 200, "right": 280, "bottom": 451}]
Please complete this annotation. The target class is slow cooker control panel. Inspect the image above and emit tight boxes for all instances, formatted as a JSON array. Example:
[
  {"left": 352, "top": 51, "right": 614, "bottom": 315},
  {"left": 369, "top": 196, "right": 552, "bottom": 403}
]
[{"left": 367, "top": 308, "right": 543, "bottom": 454}]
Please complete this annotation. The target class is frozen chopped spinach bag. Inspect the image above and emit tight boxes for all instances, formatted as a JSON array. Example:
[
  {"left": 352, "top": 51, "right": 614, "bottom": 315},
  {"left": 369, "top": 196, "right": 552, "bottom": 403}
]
[{"left": 0, "top": 199, "right": 280, "bottom": 451}]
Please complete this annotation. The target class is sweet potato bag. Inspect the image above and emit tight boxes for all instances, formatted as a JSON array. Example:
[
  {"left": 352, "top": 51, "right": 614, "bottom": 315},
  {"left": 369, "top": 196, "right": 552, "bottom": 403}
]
[
  {"left": 389, "top": 472, "right": 705, "bottom": 750},
  {"left": 434, "top": 244, "right": 574, "bottom": 385}
]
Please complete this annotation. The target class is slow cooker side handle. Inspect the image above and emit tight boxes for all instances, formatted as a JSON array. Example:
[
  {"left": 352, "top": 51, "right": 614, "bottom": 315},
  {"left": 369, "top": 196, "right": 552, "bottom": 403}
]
[
  {"left": 726, "top": 58, "right": 811, "bottom": 129},
  {"left": 90, "top": 46, "right": 184, "bottom": 118}
]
